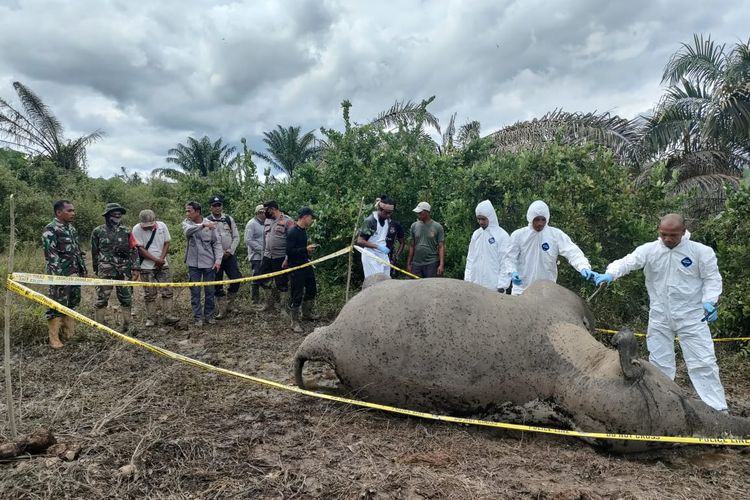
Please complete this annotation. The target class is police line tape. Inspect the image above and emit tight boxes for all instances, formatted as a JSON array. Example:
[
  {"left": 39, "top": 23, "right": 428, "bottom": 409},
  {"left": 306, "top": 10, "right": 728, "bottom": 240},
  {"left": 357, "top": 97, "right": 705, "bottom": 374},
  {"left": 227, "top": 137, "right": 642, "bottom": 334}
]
[
  {"left": 6, "top": 277, "right": 750, "bottom": 447},
  {"left": 594, "top": 327, "right": 750, "bottom": 343},
  {"left": 10, "top": 247, "right": 353, "bottom": 287},
  {"left": 353, "top": 245, "right": 420, "bottom": 279}
]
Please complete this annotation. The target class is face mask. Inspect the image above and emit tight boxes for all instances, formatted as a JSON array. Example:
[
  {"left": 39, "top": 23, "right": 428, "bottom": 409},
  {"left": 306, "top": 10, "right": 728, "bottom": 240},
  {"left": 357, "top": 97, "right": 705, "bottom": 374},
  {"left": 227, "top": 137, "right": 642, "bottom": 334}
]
[{"left": 109, "top": 216, "right": 122, "bottom": 224}]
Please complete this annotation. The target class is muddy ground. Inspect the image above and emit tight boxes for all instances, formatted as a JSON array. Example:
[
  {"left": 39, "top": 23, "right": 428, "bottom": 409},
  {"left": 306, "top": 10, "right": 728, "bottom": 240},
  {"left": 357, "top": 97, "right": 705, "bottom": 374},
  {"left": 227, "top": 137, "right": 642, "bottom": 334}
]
[{"left": 1, "top": 288, "right": 750, "bottom": 499}]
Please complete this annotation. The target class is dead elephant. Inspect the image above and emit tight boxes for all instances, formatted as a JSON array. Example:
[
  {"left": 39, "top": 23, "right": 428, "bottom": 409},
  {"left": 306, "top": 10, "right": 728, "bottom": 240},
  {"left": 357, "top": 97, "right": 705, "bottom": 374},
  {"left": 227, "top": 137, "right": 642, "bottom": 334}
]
[{"left": 294, "top": 279, "right": 750, "bottom": 452}]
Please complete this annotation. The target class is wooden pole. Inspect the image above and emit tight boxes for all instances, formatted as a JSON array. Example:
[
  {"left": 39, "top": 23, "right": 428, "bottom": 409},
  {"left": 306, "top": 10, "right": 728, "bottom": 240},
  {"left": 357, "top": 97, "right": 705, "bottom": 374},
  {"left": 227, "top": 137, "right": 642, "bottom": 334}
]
[
  {"left": 4, "top": 194, "right": 18, "bottom": 438},
  {"left": 345, "top": 197, "right": 366, "bottom": 303}
]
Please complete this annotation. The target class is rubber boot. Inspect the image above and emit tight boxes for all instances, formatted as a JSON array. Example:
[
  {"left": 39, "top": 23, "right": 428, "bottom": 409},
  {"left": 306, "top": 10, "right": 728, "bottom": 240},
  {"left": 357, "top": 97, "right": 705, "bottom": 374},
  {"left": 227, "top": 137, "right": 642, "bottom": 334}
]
[
  {"left": 48, "top": 317, "right": 64, "bottom": 349},
  {"left": 251, "top": 285, "right": 261, "bottom": 305},
  {"left": 121, "top": 306, "right": 132, "bottom": 332},
  {"left": 290, "top": 308, "right": 303, "bottom": 333},
  {"left": 214, "top": 296, "right": 227, "bottom": 319},
  {"left": 227, "top": 293, "right": 239, "bottom": 314},
  {"left": 279, "top": 291, "right": 290, "bottom": 317},
  {"left": 260, "top": 289, "right": 278, "bottom": 312},
  {"left": 162, "top": 297, "right": 180, "bottom": 325},
  {"left": 61, "top": 316, "right": 76, "bottom": 340},
  {"left": 301, "top": 300, "right": 320, "bottom": 320},
  {"left": 94, "top": 307, "right": 107, "bottom": 326},
  {"left": 144, "top": 301, "right": 156, "bottom": 327}
]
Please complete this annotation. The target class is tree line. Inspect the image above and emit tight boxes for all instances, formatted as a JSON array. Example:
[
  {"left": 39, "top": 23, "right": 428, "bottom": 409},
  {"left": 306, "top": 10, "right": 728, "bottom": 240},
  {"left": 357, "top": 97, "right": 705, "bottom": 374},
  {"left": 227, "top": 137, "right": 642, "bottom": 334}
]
[{"left": 0, "top": 35, "right": 748, "bottom": 339}]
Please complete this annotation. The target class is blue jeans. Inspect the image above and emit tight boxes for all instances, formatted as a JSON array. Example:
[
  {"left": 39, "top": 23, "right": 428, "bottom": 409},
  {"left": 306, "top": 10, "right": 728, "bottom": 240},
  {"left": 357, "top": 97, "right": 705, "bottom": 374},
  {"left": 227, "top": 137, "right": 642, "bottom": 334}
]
[{"left": 188, "top": 267, "right": 216, "bottom": 321}]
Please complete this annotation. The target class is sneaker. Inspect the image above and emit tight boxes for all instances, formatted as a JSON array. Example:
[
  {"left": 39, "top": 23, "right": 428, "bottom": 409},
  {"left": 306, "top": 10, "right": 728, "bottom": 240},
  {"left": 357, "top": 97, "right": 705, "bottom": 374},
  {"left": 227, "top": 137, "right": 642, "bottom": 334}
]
[
  {"left": 207, "top": 318, "right": 216, "bottom": 325},
  {"left": 145, "top": 319, "right": 155, "bottom": 327},
  {"left": 194, "top": 319, "right": 204, "bottom": 328}
]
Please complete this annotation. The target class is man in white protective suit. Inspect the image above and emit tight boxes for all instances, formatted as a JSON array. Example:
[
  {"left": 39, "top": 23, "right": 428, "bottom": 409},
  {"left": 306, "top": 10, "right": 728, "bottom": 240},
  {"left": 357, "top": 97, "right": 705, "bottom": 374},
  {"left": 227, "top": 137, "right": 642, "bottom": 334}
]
[
  {"left": 464, "top": 200, "right": 512, "bottom": 292},
  {"left": 506, "top": 200, "right": 595, "bottom": 295},
  {"left": 595, "top": 213, "right": 727, "bottom": 412}
]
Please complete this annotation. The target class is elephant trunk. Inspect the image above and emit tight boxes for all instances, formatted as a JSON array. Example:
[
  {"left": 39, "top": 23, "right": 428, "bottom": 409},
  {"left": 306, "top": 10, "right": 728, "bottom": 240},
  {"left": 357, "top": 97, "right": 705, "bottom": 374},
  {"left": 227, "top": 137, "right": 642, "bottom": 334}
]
[{"left": 294, "top": 327, "right": 335, "bottom": 389}]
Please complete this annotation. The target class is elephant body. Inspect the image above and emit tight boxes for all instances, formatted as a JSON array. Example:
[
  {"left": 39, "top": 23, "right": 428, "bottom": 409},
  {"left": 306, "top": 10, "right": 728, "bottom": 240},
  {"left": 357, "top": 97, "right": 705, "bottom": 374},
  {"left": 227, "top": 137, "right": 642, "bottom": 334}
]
[{"left": 294, "top": 279, "right": 750, "bottom": 451}]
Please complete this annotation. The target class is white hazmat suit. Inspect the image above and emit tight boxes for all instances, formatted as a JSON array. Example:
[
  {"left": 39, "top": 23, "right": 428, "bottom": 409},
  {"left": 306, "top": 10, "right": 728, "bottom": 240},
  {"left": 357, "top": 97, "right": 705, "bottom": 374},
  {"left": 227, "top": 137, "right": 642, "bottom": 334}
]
[
  {"left": 464, "top": 200, "right": 511, "bottom": 290},
  {"left": 604, "top": 234, "right": 727, "bottom": 411},
  {"left": 506, "top": 200, "right": 591, "bottom": 295}
]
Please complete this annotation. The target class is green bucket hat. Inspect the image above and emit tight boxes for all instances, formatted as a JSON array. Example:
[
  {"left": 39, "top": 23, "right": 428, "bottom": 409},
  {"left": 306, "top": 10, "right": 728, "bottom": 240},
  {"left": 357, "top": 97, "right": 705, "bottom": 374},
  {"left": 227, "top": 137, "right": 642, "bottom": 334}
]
[{"left": 102, "top": 202, "right": 127, "bottom": 216}]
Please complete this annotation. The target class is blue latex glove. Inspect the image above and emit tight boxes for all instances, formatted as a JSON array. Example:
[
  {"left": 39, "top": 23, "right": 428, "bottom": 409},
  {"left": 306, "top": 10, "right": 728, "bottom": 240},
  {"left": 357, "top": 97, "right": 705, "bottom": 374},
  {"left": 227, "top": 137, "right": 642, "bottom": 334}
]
[
  {"left": 594, "top": 273, "right": 613, "bottom": 286},
  {"left": 376, "top": 244, "right": 390, "bottom": 255},
  {"left": 702, "top": 302, "right": 718, "bottom": 323},
  {"left": 511, "top": 272, "right": 522, "bottom": 286},
  {"left": 580, "top": 269, "right": 594, "bottom": 281}
]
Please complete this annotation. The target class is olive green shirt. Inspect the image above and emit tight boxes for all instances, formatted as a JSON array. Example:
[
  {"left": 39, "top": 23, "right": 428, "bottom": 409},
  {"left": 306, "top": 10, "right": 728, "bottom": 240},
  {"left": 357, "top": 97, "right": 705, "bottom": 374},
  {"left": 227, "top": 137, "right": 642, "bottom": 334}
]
[{"left": 409, "top": 220, "right": 445, "bottom": 266}]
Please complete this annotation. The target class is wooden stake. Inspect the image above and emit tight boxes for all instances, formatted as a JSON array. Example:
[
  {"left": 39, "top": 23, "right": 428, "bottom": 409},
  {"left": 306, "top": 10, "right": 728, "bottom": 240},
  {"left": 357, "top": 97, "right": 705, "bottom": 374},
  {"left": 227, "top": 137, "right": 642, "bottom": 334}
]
[
  {"left": 345, "top": 197, "right": 366, "bottom": 303},
  {"left": 4, "top": 194, "right": 18, "bottom": 438}
]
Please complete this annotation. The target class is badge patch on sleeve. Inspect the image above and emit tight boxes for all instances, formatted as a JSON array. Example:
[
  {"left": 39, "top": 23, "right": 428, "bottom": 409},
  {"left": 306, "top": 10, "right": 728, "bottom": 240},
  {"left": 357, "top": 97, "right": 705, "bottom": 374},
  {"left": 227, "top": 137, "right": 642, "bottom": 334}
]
[
  {"left": 541, "top": 242, "right": 550, "bottom": 251},
  {"left": 681, "top": 257, "right": 693, "bottom": 267}
]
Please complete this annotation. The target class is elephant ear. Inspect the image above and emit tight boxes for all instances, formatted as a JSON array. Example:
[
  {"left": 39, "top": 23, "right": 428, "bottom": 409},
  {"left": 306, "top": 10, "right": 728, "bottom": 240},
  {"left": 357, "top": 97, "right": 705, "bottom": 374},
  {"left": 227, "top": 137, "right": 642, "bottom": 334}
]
[{"left": 546, "top": 321, "right": 618, "bottom": 373}]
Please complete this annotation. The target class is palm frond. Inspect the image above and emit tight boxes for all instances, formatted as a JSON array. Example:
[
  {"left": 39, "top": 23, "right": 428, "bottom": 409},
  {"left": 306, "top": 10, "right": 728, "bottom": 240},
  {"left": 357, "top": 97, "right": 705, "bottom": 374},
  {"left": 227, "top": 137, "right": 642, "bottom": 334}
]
[
  {"left": 490, "top": 109, "right": 640, "bottom": 165},
  {"left": 662, "top": 34, "right": 726, "bottom": 86},
  {"left": 12, "top": 81, "right": 64, "bottom": 151},
  {"left": 370, "top": 97, "right": 440, "bottom": 133}
]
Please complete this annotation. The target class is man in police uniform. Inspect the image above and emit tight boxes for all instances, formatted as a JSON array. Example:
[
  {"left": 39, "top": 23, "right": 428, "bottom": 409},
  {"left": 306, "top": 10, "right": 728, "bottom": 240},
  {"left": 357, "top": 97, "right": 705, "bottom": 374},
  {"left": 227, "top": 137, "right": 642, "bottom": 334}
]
[
  {"left": 42, "top": 200, "right": 87, "bottom": 348},
  {"left": 91, "top": 203, "right": 139, "bottom": 331}
]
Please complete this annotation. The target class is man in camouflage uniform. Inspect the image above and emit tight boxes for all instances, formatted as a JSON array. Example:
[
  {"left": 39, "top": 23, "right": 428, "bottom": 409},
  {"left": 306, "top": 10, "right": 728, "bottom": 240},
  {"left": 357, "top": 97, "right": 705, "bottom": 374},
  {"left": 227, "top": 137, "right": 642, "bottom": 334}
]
[
  {"left": 91, "top": 203, "right": 139, "bottom": 331},
  {"left": 42, "top": 200, "right": 87, "bottom": 348}
]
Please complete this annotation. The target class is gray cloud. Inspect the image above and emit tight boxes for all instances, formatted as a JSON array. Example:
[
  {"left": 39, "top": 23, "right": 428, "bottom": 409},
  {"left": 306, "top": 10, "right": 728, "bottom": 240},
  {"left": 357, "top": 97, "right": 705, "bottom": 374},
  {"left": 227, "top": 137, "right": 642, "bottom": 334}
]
[{"left": 0, "top": 0, "right": 747, "bottom": 177}]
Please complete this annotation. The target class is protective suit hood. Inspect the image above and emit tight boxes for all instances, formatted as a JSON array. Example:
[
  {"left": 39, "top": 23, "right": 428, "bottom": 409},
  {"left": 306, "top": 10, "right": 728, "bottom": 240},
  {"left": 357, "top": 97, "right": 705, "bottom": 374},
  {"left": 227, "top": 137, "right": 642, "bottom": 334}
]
[
  {"left": 464, "top": 200, "right": 511, "bottom": 290},
  {"left": 475, "top": 200, "right": 500, "bottom": 228},
  {"left": 526, "top": 200, "right": 550, "bottom": 225}
]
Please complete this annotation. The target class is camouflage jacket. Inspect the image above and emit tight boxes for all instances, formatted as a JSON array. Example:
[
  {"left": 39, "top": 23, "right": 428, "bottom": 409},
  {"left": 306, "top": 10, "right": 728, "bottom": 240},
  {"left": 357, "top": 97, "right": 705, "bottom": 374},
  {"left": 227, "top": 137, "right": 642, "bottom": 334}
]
[
  {"left": 42, "top": 218, "right": 87, "bottom": 276},
  {"left": 91, "top": 223, "right": 138, "bottom": 274}
]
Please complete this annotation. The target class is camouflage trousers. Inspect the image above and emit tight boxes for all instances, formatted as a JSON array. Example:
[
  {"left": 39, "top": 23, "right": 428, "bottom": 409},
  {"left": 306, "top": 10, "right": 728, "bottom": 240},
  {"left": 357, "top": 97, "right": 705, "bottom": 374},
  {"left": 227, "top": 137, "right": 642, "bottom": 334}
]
[
  {"left": 140, "top": 267, "right": 174, "bottom": 303},
  {"left": 46, "top": 277, "right": 81, "bottom": 320},
  {"left": 95, "top": 263, "right": 132, "bottom": 308}
]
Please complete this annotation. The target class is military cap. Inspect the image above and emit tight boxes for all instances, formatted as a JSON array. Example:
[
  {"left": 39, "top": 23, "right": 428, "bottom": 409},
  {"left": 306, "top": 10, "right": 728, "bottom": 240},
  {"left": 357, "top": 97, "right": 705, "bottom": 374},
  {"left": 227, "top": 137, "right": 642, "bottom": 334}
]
[{"left": 102, "top": 203, "right": 127, "bottom": 216}]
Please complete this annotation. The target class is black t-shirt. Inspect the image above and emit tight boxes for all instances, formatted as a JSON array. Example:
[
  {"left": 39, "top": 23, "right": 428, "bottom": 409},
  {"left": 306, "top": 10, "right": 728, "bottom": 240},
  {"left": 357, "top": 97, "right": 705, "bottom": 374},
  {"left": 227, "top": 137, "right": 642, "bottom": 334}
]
[
  {"left": 286, "top": 225, "right": 309, "bottom": 266},
  {"left": 386, "top": 220, "right": 404, "bottom": 251}
]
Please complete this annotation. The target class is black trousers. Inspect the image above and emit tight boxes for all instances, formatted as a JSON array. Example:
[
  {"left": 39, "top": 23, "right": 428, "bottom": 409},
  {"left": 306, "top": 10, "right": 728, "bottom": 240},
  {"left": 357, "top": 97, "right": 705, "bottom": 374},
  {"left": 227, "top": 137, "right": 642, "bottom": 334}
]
[
  {"left": 259, "top": 256, "right": 289, "bottom": 292},
  {"left": 214, "top": 253, "right": 242, "bottom": 296},
  {"left": 289, "top": 266, "right": 316, "bottom": 309},
  {"left": 250, "top": 258, "right": 262, "bottom": 300}
]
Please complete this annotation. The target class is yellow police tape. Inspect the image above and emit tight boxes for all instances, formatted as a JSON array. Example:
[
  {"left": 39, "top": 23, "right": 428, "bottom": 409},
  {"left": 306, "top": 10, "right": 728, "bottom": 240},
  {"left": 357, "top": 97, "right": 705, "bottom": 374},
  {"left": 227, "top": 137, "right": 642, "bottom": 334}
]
[
  {"left": 6, "top": 277, "right": 750, "bottom": 447},
  {"left": 11, "top": 246, "right": 353, "bottom": 287},
  {"left": 353, "top": 245, "right": 421, "bottom": 279},
  {"left": 594, "top": 327, "right": 750, "bottom": 343}
]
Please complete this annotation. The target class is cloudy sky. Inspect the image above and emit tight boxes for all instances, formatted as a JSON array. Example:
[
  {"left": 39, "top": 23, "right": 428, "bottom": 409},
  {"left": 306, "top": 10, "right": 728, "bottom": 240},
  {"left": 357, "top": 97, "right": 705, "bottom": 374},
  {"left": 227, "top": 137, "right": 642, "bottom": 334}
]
[{"left": 0, "top": 0, "right": 747, "bottom": 177}]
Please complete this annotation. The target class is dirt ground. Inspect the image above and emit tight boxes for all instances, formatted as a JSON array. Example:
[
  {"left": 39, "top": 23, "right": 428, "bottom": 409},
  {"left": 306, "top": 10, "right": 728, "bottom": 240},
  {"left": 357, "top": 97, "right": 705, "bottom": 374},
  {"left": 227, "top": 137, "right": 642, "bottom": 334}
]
[{"left": 2, "top": 289, "right": 750, "bottom": 499}]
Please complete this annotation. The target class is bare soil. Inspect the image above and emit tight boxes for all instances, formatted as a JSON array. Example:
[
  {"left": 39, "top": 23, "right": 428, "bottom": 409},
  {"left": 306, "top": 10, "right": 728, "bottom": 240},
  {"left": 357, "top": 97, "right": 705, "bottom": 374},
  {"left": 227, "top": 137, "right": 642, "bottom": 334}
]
[{"left": 1, "top": 290, "right": 750, "bottom": 499}]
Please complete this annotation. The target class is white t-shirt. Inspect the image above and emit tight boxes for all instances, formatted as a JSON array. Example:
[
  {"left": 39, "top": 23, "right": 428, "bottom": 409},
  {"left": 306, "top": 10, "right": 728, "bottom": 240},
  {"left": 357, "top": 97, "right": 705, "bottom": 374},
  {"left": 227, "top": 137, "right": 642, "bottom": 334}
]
[{"left": 132, "top": 221, "right": 171, "bottom": 270}]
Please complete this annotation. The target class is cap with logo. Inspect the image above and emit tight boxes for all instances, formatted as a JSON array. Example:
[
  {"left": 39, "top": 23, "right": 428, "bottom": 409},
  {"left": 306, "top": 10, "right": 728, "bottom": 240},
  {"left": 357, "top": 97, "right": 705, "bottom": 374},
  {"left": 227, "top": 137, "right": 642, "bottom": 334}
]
[
  {"left": 208, "top": 196, "right": 223, "bottom": 206},
  {"left": 412, "top": 201, "right": 432, "bottom": 213}
]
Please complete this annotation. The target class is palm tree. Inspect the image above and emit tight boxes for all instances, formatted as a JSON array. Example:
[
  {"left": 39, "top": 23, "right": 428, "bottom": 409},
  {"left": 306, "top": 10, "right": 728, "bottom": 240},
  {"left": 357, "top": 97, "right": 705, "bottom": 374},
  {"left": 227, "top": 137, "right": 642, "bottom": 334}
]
[
  {"left": 638, "top": 35, "right": 750, "bottom": 209},
  {"left": 253, "top": 125, "right": 318, "bottom": 177},
  {"left": 155, "top": 136, "right": 237, "bottom": 180},
  {"left": 489, "top": 109, "right": 641, "bottom": 167},
  {"left": 457, "top": 120, "right": 481, "bottom": 148},
  {"left": 0, "top": 81, "right": 102, "bottom": 170},
  {"left": 370, "top": 96, "right": 441, "bottom": 134}
]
